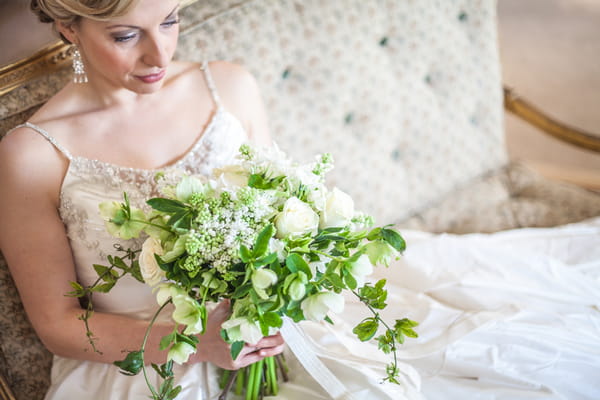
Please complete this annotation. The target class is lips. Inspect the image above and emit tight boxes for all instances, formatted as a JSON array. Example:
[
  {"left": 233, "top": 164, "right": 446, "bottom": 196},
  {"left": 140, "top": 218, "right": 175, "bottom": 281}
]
[{"left": 135, "top": 70, "right": 166, "bottom": 83}]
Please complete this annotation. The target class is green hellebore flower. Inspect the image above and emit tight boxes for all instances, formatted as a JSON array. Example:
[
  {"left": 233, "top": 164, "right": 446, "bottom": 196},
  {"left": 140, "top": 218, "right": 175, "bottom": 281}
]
[
  {"left": 172, "top": 295, "right": 205, "bottom": 335},
  {"left": 364, "top": 240, "right": 399, "bottom": 267},
  {"left": 300, "top": 291, "right": 344, "bottom": 322},
  {"left": 252, "top": 268, "right": 278, "bottom": 299},
  {"left": 347, "top": 254, "right": 374, "bottom": 287},
  {"left": 99, "top": 201, "right": 146, "bottom": 240},
  {"left": 168, "top": 341, "right": 196, "bottom": 364},
  {"left": 176, "top": 176, "right": 207, "bottom": 203},
  {"left": 154, "top": 283, "right": 187, "bottom": 306},
  {"left": 221, "top": 317, "right": 264, "bottom": 345}
]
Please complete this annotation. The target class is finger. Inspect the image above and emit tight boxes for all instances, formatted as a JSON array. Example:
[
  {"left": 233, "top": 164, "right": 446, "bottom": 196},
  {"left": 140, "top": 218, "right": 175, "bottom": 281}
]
[{"left": 255, "top": 333, "right": 284, "bottom": 348}]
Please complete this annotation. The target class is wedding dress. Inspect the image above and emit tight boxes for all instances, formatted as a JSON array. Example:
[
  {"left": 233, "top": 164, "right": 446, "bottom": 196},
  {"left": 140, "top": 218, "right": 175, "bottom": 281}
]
[{"left": 12, "top": 61, "right": 423, "bottom": 400}]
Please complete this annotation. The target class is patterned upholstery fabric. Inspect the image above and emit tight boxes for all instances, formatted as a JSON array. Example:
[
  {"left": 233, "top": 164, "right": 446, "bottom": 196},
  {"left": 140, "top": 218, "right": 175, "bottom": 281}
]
[
  {"left": 176, "top": 0, "right": 507, "bottom": 225},
  {"left": 0, "top": 1, "right": 599, "bottom": 399},
  {"left": 400, "top": 161, "right": 600, "bottom": 233}
]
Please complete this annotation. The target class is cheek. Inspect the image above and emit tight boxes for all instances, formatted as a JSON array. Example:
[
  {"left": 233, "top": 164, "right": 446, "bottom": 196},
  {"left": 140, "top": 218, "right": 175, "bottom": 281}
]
[{"left": 89, "top": 43, "right": 135, "bottom": 73}]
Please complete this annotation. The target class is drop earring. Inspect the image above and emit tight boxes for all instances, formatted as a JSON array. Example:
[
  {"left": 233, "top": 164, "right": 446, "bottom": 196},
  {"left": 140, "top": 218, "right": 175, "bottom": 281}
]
[{"left": 72, "top": 46, "right": 88, "bottom": 83}]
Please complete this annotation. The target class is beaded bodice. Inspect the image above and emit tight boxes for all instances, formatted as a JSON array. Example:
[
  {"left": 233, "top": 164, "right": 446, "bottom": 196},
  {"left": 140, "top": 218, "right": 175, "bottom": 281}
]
[{"left": 10, "top": 63, "right": 248, "bottom": 319}]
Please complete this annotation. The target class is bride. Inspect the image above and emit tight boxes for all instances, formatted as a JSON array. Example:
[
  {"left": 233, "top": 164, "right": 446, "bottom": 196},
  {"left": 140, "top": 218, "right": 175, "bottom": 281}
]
[{"left": 0, "top": 0, "right": 422, "bottom": 398}]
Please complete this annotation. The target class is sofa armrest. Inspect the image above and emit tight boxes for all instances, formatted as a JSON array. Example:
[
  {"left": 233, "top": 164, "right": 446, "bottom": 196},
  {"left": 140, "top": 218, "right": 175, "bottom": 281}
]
[{"left": 503, "top": 86, "right": 600, "bottom": 152}]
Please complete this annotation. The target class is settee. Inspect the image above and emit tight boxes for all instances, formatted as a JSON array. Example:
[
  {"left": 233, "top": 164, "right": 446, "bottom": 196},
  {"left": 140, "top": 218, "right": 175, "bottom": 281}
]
[{"left": 1, "top": 1, "right": 599, "bottom": 399}]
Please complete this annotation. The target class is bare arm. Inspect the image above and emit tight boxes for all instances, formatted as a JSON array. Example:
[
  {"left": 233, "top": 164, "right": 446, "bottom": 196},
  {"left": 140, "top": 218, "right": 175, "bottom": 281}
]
[{"left": 0, "top": 129, "right": 282, "bottom": 369}]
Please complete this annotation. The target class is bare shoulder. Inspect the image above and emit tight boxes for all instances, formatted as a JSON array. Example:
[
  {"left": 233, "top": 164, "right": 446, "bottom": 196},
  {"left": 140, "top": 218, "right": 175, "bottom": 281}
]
[
  {"left": 0, "top": 125, "right": 67, "bottom": 205},
  {"left": 208, "top": 60, "right": 260, "bottom": 96},
  {"left": 206, "top": 61, "right": 271, "bottom": 144}
]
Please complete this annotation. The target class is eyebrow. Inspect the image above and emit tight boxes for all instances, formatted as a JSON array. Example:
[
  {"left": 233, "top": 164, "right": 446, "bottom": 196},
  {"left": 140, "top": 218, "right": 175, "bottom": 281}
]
[{"left": 105, "top": 5, "right": 179, "bottom": 29}]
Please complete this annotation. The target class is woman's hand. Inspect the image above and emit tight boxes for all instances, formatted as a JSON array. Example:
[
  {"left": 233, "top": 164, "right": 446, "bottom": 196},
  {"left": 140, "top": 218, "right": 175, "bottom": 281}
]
[{"left": 193, "top": 300, "right": 285, "bottom": 370}]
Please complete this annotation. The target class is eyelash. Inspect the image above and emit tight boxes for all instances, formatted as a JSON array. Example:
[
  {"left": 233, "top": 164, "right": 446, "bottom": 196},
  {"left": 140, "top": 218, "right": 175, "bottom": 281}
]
[{"left": 112, "top": 19, "right": 180, "bottom": 43}]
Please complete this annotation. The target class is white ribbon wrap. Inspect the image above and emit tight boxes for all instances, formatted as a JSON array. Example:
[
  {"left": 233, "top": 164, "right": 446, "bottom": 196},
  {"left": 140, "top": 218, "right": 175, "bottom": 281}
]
[{"left": 280, "top": 317, "right": 359, "bottom": 400}]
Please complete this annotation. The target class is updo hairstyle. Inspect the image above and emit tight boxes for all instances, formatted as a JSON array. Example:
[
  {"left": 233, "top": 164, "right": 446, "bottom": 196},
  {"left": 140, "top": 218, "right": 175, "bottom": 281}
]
[{"left": 30, "top": 0, "right": 140, "bottom": 42}]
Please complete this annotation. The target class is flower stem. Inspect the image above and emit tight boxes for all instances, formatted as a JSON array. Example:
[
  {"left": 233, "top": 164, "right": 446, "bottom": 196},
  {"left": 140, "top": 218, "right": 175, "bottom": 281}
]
[
  {"left": 218, "top": 370, "right": 238, "bottom": 400},
  {"left": 140, "top": 299, "right": 173, "bottom": 399}
]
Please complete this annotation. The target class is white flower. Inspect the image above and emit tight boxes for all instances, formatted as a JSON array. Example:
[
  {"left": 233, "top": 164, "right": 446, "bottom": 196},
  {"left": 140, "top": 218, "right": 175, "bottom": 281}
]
[
  {"left": 175, "top": 176, "right": 207, "bottom": 202},
  {"left": 319, "top": 187, "right": 354, "bottom": 229},
  {"left": 306, "top": 185, "right": 327, "bottom": 211},
  {"left": 213, "top": 164, "right": 248, "bottom": 189},
  {"left": 288, "top": 273, "right": 307, "bottom": 301},
  {"left": 172, "top": 295, "right": 205, "bottom": 335},
  {"left": 300, "top": 291, "right": 345, "bottom": 322},
  {"left": 347, "top": 254, "right": 373, "bottom": 287},
  {"left": 269, "top": 238, "right": 287, "bottom": 262},
  {"left": 221, "top": 317, "right": 264, "bottom": 345},
  {"left": 252, "top": 268, "right": 278, "bottom": 299},
  {"left": 364, "top": 241, "right": 398, "bottom": 267},
  {"left": 154, "top": 283, "right": 187, "bottom": 306},
  {"left": 168, "top": 342, "right": 196, "bottom": 364},
  {"left": 139, "top": 237, "right": 166, "bottom": 287},
  {"left": 275, "top": 197, "right": 319, "bottom": 239}
]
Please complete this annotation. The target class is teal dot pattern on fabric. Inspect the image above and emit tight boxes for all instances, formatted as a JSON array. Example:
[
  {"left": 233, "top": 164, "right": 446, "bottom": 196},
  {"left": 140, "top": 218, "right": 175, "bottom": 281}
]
[{"left": 177, "top": 0, "right": 506, "bottom": 225}]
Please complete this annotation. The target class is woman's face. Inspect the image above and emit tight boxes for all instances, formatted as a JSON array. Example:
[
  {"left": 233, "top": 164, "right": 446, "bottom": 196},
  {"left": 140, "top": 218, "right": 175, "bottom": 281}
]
[{"left": 63, "top": 0, "right": 180, "bottom": 95}]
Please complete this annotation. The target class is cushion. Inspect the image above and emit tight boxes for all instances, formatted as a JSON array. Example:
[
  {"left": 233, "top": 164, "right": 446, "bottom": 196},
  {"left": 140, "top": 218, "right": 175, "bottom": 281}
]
[{"left": 399, "top": 162, "right": 600, "bottom": 233}]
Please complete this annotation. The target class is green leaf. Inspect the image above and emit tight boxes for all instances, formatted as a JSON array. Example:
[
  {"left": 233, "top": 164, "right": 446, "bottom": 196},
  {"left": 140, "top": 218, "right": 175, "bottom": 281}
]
[
  {"left": 353, "top": 318, "right": 379, "bottom": 341},
  {"left": 114, "top": 350, "right": 144, "bottom": 376},
  {"left": 254, "top": 224, "right": 275, "bottom": 258},
  {"left": 263, "top": 312, "right": 283, "bottom": 328},
  {"left": 230, "top": 341, "right": 244, "bottom": 360},
  {"left": 254, "top": 252, "right": 278, "bottom": 267},
  {"left": 175, "top": 332, "right": 199, "bottom": 347},
  {"left": 381, "top": 228, "right": 406, "bottom": 252},
  {"left": 159, "top": 332, "right": 176, "bottom": 351},
  {"left": 286, "top": 253, "right": 312, "bottom": 279},
  {"left": 395, "top": 318, "right": 419, "bottom": 339},
  {"left": 343, "top": 269, "right": 357, "bottom": 290},
  {"left": 231, "top": 283, "right": 252, "bottom": 299},
  {"left": 147, "top": 198, "right": 188, "bottom": 213},
  {"left": 325, "top": 271, "right": 344, "bottom": 288},
  {"left": 66, "top": 281, "right": 85, "bottom": 297},
  {"left": 366, "top": 227, "right": 382, "bottom": 241},
  {"left": 92, "top": 282, "right": 115, "bottom": 293},
  {"left": 240, "top": 245, "right": 252, "bottom": 263}
]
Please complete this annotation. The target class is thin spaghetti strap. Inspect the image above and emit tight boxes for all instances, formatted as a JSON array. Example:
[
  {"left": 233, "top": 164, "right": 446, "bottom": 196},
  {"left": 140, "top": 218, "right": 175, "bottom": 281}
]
[
  {"left": 7, "top": 122, "right": 74, "bottom": 161},
  {"left": 200, "top": 60, "right": 223, "bottom": 109}
]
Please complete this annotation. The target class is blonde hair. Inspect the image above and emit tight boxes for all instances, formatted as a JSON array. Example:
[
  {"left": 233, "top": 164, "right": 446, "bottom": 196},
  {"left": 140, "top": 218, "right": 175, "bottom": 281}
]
[{"left": 31, "top": 0, "right": 141, "bottom": 25}]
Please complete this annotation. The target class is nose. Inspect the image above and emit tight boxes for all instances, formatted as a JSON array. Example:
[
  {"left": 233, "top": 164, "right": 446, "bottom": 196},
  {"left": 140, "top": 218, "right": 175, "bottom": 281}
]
[{"left": 142, "top": 34, "right": 170, "bottom": 68}]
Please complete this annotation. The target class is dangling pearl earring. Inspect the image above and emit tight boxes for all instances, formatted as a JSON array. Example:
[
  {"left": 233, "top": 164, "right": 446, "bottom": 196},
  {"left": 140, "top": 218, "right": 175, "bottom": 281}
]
[{"left": 72, "top": 46, "right": 88, "bottom": 83}]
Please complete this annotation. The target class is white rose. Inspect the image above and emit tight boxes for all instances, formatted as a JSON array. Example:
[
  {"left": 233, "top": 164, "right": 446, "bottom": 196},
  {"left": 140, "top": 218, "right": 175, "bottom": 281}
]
[
  {"left": 274, "top": 197, "right": 319, "bottom": 239},
  {"left": 347, "top": 254, "right": 373, "bottom": 287},
  {"left": 168, "top": 342, "right": 196, "bottom": 364},
  {"left": 139, "top": 237, "right": 166, "bottom": 287},
  {"left": 300, "top": 291, "right": 345, "bottom": 322},
  {"left": 319, "top": 188, "right": 354, "bottom": 229}
]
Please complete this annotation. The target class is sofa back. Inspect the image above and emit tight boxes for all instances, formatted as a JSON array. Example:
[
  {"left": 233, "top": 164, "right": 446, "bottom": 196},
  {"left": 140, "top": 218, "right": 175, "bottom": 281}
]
[{"left": 176, "top": 0, "right": 506, "bottom": 224}]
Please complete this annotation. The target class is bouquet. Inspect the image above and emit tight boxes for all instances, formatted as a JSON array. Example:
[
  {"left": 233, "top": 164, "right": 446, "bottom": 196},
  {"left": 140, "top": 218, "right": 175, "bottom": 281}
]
[{"left": 68, "top": 144, "right": 418, "bottom": 400}]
